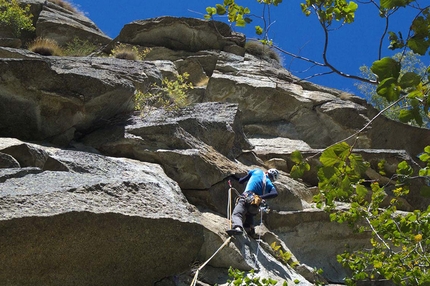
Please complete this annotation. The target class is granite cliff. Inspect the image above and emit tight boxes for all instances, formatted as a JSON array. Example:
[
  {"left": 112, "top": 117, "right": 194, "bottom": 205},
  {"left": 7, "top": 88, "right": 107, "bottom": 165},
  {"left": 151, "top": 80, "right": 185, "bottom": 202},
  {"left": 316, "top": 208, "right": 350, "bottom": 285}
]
[{"left": 0, "top": 1, "right": 429, "bottom": 285}]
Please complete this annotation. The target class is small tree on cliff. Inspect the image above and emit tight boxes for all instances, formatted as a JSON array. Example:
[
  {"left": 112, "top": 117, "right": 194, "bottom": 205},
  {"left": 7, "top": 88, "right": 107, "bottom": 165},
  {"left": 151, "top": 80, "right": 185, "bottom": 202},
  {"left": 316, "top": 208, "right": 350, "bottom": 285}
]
[
  {"left": 205, "top": 0, "right": 429, "bottom": 128},
  {"left": 0, "top": 0, "right": 34, "bottom": 37}
]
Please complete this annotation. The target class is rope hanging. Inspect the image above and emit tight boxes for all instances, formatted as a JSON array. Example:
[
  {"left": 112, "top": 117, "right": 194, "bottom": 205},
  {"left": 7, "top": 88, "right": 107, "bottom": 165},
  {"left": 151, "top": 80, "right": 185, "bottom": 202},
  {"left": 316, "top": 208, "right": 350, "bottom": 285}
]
[
  {"left": 190, "top": 180, "right": 239, "bottom": 286},
  {"left": 227, "top": 180, "right": 240, "bottom": 228},
  {"left": 254, "top": 207, "right": 265, "bottom": 266},
  {"left": 190, "top": 236, "right": 232, "bottom": 286}
]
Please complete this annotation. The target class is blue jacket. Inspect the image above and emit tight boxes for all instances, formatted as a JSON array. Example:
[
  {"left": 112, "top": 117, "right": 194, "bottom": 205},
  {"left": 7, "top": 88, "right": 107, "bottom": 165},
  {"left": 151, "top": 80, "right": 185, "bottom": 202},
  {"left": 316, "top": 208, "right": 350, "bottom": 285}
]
[{"left": 238, "top": 169, "right": 278, "bottom": 199}]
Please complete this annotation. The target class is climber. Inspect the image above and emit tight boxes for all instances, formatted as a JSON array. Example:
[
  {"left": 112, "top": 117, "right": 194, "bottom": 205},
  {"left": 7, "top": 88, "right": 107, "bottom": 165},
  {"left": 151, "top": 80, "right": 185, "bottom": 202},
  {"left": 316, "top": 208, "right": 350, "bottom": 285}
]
[{"left": 227, "top": 168, "right": 279, "bottom": 237}]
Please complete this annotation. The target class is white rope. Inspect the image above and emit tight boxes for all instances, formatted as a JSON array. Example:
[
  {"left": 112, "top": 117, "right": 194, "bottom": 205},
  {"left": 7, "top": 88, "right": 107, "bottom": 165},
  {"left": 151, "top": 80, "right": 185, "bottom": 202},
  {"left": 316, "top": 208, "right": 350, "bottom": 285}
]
[
  {"left": 255, "top": 208, "right": 264, "bottom": 259},
  {"left": 190, "top": 181, "right": 240, "bottom": 286},
  {"left": 227, "top": 186, "right": 232, "bottom": 228},
  {"left": 190, "top": 236, "right": 232, "bottom": 286},
  {"left": 226, "top": 180, "right": 240, "bottom": 229}
]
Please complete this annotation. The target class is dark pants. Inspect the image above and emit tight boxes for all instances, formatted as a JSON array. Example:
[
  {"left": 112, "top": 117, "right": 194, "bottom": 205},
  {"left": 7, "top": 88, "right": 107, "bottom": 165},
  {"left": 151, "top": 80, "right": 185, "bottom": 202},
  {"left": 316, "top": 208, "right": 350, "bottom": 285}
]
[{"left": 231, "top": 197, "right": 256, "bottom": 234}]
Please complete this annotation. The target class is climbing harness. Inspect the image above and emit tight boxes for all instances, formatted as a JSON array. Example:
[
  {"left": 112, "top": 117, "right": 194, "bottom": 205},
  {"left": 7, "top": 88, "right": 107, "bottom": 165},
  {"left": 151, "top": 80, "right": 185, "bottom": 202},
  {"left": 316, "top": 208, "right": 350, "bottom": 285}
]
[{"left": 227, "top": 179, "right": 270, "bottom": 268}]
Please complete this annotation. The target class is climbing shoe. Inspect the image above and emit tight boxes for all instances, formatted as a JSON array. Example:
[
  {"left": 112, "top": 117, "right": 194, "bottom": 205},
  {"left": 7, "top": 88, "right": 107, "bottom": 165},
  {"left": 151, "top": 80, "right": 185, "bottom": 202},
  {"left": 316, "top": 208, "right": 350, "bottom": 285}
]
[{"left": 226, "top": 227, "right": 243, "bottom": 236}]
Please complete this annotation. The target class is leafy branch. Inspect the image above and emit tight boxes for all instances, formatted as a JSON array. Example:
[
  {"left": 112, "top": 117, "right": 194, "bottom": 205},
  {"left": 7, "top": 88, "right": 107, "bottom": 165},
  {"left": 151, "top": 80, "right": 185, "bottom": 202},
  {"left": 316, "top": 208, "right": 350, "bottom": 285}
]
[
  {"left": 291, "top": 141, "right": 430, "bottom": 285},
  {"left": 134, "top": 72, "right": 193, "bottom": 115},
  {"left": 205, "top": 0, "right": 430, "bottom": 126}
]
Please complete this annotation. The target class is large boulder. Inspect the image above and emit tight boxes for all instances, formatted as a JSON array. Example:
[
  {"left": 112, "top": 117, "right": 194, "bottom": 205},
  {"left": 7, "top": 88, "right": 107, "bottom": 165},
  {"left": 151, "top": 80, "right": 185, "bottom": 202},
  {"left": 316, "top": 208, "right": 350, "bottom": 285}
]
[
  {"left": 0, "top": 138, "right": 204, "bottom": 285},
  {"left": 205, "top": 53, "right": 430, "bottom": 158},
  {"left": 81, "top": 102, "right": 250, "bottom": 190},
  {"left": 108, "top": 16, "right": 246, "bottom": 55},
  {"left": 81, "top": 102, "right": 258, "bottom": 215},
  {"left": 21, "top": 0, "right": 111, "bottom": 46},
  {"left": 0, "top": 48, "right": 161, "bottom": 145}
]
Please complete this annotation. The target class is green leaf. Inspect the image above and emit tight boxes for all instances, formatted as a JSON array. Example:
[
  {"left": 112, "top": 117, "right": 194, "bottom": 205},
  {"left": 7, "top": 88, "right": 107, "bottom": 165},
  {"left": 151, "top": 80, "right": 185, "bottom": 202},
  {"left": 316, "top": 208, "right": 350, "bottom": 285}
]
[
  {"left": 373, "top": 260, "right": 383, "bottom": 268},
  {"left": 349, "top": 153, "right": 369, "bottom": 175},
  {"left": 236, "top": 18, "right": 246, "bottom": 27},
  {"left": 399, "top": 72, "right": 421, "bottom": 89},
  {"left": 347, "top": 1, "right": 359, "bottom": 12},
  {"left": 291, "top": 150, "right": 304, "bottom": 164},
  {"left": 388, "top": 31, "right": 404, "bottom": 50},
  {"left": 255, "top": 25, "right": 263, "bottom": 35},
  {"left": 399, "top": 109, "right": 415, "bottom": 123},
  {"left": 216, "top": 4, "right": 226, "bottom": 15},
  {"left": 371, "top": 57, "right": 401, "bottom": 81},
  {"left": 419, "top": 153, "right": 430, "bottom": 163},
  {"left": 320, "top": 142, "right": 350, "bottom": 167},
  {"left": 397, "top": 160, "right": 413, "bottom": 176},
  {"left": 380, "top": 0, "right": 410, "bottom": 9},
  {"left": 318, "top": 166, "right": 337, "bottom": 182},
  {"left": 376, "top": 77, "right": 400, "bottom": 102},
  {"left": 206, "top": 6, "right": 217, "bottom": 15},
  {"left": 290, "top": 165, "right": 305, "bottom": 179},
  {"left": 408, "top": 214, "right": 417, "bottom": 222},
  {"left": 398, "top": 106, "right": 423, "bottom": 126},
  {"left": 356, "top": 184, "right": 368, "bottom": 199},
  {"left": 407, "top": 36, "right": 430, "bottom": 56}
]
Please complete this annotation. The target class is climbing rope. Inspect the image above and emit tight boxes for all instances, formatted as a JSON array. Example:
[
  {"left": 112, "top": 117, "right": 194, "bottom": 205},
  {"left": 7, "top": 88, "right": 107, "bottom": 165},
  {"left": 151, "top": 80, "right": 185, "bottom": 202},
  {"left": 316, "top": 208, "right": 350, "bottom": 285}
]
[
  {"left": 190, "top": 181, "right": 239, "bottom": 286},
  {"left": 189, "top": 180, "right": 271, "bottom": 284},
  {"left": 190, "top": 236, "right": 232, "bottom": 286},
  {"left": 226, "top": 180, "right": 240, "bottom": 229},
  {"left": 254, "top": 207, "right": 265, "bottom": 262}
]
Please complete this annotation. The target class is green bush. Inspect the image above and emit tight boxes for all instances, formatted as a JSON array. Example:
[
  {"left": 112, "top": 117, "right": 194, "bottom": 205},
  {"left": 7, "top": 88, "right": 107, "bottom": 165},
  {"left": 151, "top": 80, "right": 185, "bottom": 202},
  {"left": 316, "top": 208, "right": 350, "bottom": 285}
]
[
  {"left": 0, "top": 0, "right": 34, "bottom": 37},
  {"left": 270, "top": 242, "right": 297, "bottom": 267},
  {"left": 63, "top": 37, "right": 98, "bottom": 56},
  {"left": 134, "top": 72, "right": 193, "bottom": 115},
  {"left": 227, "top": 267, "right": 281, "bottom": 286}
]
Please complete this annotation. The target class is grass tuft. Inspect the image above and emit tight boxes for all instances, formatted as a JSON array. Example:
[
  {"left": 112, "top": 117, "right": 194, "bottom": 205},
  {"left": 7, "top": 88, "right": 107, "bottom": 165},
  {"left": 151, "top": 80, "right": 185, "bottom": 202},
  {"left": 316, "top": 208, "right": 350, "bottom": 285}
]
[
  {"left": 47, "top": 0, "right": 77, "bottom": 13},
  {"left": 245, "top": 40, "right": 282, "bottom": 64},
  {"left": 28, "top": 37, "right": 63, "bottom": 56},
  {"left": 110, "top": 43, "right": 150, "bottom": 61}
]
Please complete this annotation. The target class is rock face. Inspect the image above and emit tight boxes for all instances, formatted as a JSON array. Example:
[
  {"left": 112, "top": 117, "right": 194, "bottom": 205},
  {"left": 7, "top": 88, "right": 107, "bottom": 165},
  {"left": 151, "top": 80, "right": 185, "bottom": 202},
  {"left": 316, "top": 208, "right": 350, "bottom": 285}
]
[
  {"left": 109, "top": 16, "right": 245, "bottom": 54},
  {"left": 0, "top": 10, "right": 429, "bottom": 286},
  {"left": 35, "top": 1, "right": 111, "bottom": 46},
  {"left": 0, "top": 138, "right": 203, "bottom": 284},
  {"left": 0, "top": 49, "right": 161, "bottom": 144},
  {"left": 18, "top": 0, "right": 111, "bottom": 46}
]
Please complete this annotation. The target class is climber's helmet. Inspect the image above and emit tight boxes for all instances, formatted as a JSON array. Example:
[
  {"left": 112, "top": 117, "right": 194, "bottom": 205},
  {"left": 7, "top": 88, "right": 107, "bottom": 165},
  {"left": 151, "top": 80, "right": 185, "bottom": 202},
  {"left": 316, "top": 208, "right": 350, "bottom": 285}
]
[{"left": 267, "top": 169, "right": 279, "bottom": 181}]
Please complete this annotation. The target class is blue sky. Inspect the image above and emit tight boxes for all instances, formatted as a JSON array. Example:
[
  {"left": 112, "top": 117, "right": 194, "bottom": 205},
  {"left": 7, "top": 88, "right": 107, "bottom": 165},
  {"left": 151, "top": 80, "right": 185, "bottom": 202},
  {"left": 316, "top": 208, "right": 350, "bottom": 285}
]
[{"left": 71, "top": 0, "right": 425, "bottom": 96}]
